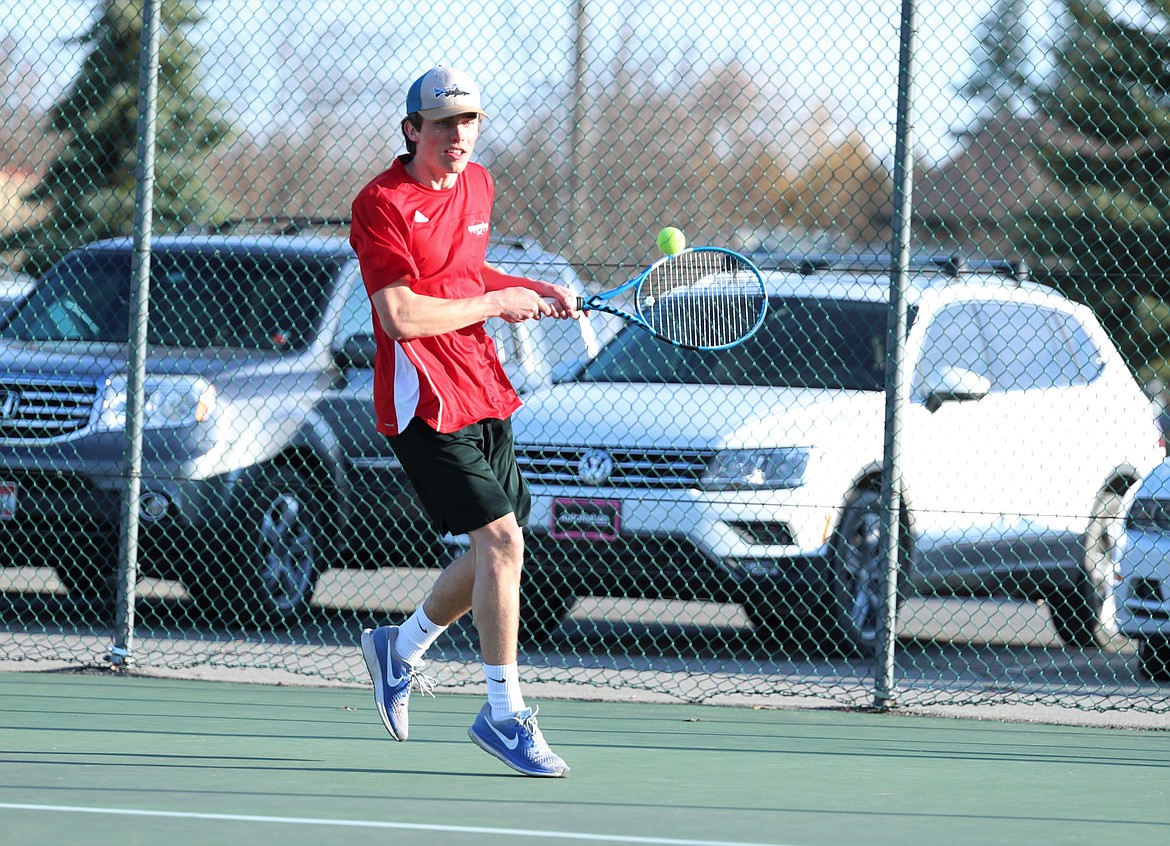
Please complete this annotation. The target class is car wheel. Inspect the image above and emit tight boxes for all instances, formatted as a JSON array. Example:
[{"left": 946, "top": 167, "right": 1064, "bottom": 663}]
[
  {"left": 826, "top": 488, "right": 912, "bottom": 656},
  {"left": 1047, "top": 487, "right": 1125, "bottom": 647},
  {"left": 518, "top": 564, "right": 576, "bottom": 644},
  {"left": 743, "top": 488, "right": 912, "bottom": 656},
  {"left": 186, "top": 466, "right": 324, "bottom": 626},
  {"left": 1138, "top": 637, "right": 1170, "bottom": 682}
]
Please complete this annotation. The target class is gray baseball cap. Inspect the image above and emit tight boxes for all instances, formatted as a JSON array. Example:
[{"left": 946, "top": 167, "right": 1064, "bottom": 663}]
[{"left": 406, "top": 66, "right": 488, "bottom": 120}]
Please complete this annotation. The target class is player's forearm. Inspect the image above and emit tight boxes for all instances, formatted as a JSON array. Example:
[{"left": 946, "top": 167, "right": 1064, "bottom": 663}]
[
  {"left": 373, "top": 288, "right": 499, "bottom": 340},
  {"left": 374, "top": 283, "right": 551, "bottom": 340},
  {"left": 482, "top": 263, "right": 554, "bottom": 296}
]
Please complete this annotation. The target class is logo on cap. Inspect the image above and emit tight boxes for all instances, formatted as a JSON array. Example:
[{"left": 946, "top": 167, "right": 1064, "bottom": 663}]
[{"left": 407, "top": 66, "right": 487, "bottom": 118}]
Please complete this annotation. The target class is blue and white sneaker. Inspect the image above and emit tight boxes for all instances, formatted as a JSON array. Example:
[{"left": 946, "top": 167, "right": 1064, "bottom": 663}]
[
  {"left": 468, "top": 703, "right": 570, "bottom": 777},
  {"left": 360, "top": 626, "right": 434, "bottom": 741}
]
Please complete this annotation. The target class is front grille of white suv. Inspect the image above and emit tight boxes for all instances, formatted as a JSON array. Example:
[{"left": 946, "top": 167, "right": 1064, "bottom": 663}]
[
  {"left": 515, "top": 445, "right": 711, "bottom": 488},
  {"left": 0, "top": 379, "right": 99, "bottom": 442}
]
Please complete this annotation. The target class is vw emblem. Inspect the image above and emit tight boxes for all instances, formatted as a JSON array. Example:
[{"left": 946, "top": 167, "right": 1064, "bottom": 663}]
[
  {"left": 577, "top": 449, "right": 614, "bottom": 486},
  {"left": 0, "top": 390, "right": 17, "bottom": 420}
]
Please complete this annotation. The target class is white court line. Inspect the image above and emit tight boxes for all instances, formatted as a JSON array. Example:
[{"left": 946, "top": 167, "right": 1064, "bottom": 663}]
[{"left": 0, "top": 803, "right": 799, "bottom": 846}]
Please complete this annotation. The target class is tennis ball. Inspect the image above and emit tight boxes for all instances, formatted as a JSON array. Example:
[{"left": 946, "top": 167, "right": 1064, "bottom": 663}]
[{"left": 656, "top": 226, "right": 686, "bottom": 255}]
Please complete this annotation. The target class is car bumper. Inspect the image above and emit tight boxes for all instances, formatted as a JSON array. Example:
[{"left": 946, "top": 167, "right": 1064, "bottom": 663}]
[
  {"left": 0, "top": 461, "right": 243, "bottom": 577},
  {"left": 524, "top": 484, "right": 837, "bottom": 599},
  {"left": 1116, "top": 530, "right": 1170, "bottom": 637}
]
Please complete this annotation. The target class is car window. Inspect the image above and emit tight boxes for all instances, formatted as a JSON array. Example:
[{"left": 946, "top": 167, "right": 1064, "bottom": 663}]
[
  {"left": 980, "top": 302, "right": 1096, "bottom": 391},
  {"left": 336, "top": 265, "right": 374, "bottom": 345},
  {"left": 486, "top": 320, "right": 525, "bottom": 366},
  {"left": 1049, "top": 308, "right": 1105, "bottom": 385},
  {"left": 576, "top": 297, "right": 889, "bottom": 390},
  {"left": 530, "top": 313, "right": 597, "bottom": 367},
  {"left": 914, "top": 303, "right": 991, "bottom": 393},
  {"left": 2, "top": 249, "right": 338, "bottom": 350}
]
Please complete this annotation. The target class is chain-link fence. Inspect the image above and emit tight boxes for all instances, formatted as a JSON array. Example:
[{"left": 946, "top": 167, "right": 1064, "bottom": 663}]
[{"left": 1, "top": 0, "right": 1169, "bottom": 714}]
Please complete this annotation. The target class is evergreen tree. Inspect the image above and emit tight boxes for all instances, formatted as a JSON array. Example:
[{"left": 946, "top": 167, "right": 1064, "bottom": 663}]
[
  {"left": 1017, "top": 0, "right": 1170, "bottom": 368},
  {"left": 5, "top": 0, "right": 236, "bottom": 276},
  {"left": 959, "top": 0, "right": 1036, "bottom": 123}
]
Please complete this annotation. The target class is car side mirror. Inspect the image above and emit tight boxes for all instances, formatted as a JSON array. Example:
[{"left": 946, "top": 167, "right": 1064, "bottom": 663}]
[
  {"left": 336, "top": 332, "right": 377, "bottom": 369},
  {"left": 921, "top": 367, "right": 991, "bottom": 413}
]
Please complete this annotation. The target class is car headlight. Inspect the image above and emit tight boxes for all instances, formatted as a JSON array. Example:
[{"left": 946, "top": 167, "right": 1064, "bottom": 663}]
[
  {"left": 701, "top": 448, "right": 811, "bottom": 490},
  {"left": 95, "top": 375, "right": 217, "bottom": 431}
]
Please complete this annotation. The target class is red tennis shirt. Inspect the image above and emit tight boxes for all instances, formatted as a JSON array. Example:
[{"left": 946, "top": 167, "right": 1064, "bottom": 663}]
[{"left": 350, "top": 157, "right": 521, "bottom": 436}]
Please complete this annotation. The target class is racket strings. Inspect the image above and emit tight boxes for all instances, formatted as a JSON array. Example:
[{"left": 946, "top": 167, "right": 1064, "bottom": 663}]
[{"left": 638, "top": 251, "right": 766, "bottom": 348}]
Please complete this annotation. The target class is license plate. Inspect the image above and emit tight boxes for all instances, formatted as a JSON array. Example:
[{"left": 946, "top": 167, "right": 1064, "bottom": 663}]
[
  {"left": 0, "top": 481, "right": 16, "bottom": 520},
  {"left": 550, "top": 497, "right": 620, "bottom": 541}
]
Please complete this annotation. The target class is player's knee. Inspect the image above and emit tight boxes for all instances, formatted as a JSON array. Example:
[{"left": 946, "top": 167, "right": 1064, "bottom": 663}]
[{"left": 470, "top": 517, "right": 525, "bottom": 565}]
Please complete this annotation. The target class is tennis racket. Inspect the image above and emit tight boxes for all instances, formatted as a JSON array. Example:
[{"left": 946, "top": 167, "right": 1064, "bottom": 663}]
[{"left": 577, "top": 247, "right": 767, "bottom": 350}]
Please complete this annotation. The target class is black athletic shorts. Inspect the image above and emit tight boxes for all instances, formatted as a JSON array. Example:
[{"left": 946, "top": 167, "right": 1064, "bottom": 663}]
[{"left": 387, "top": 416, "right": 531, "bottom": 536}]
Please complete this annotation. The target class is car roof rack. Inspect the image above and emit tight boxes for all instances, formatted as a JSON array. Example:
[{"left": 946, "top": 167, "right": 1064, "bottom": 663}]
[
  {"left": 749, "top": 251, "right": 1029, "bottom": 282},
  {"left": 489, "top": 234, "right": 546, "bottom": 251},
  {"left": 184, "top": 216, "right": 352, "bottom": 236},
  {"left": 187, "top": 219, "right": 552, "bottom": 252}
]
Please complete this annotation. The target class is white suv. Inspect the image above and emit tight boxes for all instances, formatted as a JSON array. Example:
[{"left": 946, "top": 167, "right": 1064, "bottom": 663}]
[{"left": 509, "top": 256, "right": 1163, "bottom": 654}]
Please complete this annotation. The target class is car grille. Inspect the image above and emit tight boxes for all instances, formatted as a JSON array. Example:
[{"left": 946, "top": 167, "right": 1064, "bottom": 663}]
[
  {"left": 0, "top": 378, "right": 99, "bottom": 441},
  {"left": 515, "top": 445, "right": 712, "bottom": 488}
]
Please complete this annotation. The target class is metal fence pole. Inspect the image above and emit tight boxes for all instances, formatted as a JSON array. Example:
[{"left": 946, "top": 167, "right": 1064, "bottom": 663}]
[
  {"left": 107, "top": 0, "right": 161, "bottom": 669},
  {"left": 874, "top": 0, "right": 917, "bottom": 709},
  {"left": 568, "top": 0, "right": 591, "bottom": 263}
]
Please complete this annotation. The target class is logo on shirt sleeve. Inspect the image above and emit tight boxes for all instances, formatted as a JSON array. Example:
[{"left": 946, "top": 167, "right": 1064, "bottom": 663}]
[{"left": 467, "top": 222, "right": 489, "bottom": 237}]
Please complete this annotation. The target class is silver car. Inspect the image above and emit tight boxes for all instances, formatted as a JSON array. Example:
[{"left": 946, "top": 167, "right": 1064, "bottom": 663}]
[{"left": 1114, "top": 457, "right": 1170, "bottom": 681}]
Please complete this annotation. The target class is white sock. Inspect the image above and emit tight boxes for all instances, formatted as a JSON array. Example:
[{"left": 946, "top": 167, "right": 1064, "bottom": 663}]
[
  {"left": 393, "top": 605, "right": 446, "bottom": 667},
  {"left": 484, "top": 663, "right": 526, "bottom": 720}
]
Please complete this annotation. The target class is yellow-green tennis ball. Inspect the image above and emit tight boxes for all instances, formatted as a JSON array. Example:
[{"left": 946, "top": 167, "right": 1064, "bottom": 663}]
[{"left": 657, "top": 226, "right": 686, "bottom": 255}]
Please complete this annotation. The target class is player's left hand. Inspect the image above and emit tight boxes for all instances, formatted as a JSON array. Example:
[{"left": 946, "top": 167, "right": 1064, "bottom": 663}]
[{"left": 539, "top": 283, "right": 580, "bottom": 320}]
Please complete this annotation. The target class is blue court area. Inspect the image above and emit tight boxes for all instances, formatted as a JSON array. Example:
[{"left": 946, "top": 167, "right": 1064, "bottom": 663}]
[{"left": 1, "top": 670, "right": 1167, "bottom": 846}]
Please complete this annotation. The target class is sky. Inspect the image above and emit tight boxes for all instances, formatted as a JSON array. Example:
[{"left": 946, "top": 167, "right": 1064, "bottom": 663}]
[{"left": 1, "top": 0, "right": 1064, "bottom": 166}]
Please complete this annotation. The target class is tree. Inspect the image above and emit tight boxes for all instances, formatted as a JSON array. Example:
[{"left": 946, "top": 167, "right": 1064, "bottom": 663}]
[
  {"left": 1015, "top": 0, "right": 1170, "bottom": 369},
  {"left": 3, "top": 0, "right": 236, "bottom": 276},
  {"left": 494, "top": 47, "right": 795, "bottom": 281},
  {"left": 0, "top": 31, "right": 54, "bottom": 175},
  {"left": 782, "top": 130, "right": 892, "bottom": 249},
  {"left": 958, "top": 0, "right": 1036, "bottom": 124}
]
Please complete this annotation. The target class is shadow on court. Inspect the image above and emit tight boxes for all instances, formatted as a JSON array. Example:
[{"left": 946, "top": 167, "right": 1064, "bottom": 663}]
[{"left": 1, "top": 671, "right": 1167, "bottom": 846}]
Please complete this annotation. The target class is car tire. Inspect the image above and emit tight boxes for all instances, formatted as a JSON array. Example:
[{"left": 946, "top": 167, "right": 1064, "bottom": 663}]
[
  {"left": 746, "top": 487, "right": 912, "bottom": 656},
  {"left": 1047, "top": 487, "right": 1125, "bottom": 648},
  {"left": 518, "top": 564, "right": 576, "bottom": 644},
  {"left": 825, "top": 487, "right": 912, "bottom": 656},
  {"left": 185, "top": 466, "right": 324, "bottom": 626},
  {"left": 1138, "top": 637, "right": 1170, "bottom": 682}
]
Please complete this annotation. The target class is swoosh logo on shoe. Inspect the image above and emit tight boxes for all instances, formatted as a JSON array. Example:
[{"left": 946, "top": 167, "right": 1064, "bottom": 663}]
[{"left": 487, "top": 720, "right": 519, "bottom": 750}]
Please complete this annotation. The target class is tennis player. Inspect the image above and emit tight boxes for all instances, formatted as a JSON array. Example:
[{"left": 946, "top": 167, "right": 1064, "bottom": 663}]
[{"left": 349, "top": 66, "right": 577, "bottom": 777}]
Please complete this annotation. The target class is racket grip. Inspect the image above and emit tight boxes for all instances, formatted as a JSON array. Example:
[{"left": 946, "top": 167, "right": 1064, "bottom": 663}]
[{"left": 575, "top": 296, "right": 585, "bottom": 311}]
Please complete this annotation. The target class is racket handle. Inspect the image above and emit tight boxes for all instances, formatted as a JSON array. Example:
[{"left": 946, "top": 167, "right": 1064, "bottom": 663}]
[{"left": 575, "top": 296, "right": 585, "bottom": 311}]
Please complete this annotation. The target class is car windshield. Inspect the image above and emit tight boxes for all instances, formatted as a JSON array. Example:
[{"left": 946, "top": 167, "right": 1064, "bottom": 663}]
[
  {"left": 1, "top": 248, "right": 339, "bottom": 350},
  {"left": 577, "top": 297, "right": 892, "bottom": 391}
]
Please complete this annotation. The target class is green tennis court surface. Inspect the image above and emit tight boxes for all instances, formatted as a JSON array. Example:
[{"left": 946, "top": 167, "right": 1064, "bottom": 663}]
[{"left": 1, "top": 671, "right": 1166, "bottom": 846}]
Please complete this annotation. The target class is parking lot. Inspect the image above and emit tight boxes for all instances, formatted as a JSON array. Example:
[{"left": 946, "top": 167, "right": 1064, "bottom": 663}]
[
  {"left": 0, "top": 563, "right": 1070, "bottom": 646},
  {"left": 3, "top": 562, "right": 1165, "bottom": 730}
]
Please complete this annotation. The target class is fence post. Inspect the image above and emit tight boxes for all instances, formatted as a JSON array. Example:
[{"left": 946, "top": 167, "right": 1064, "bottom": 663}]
[
  {"left": 874, "top": 0, "right": 917, "bottom": 709},
  {"left": 107, "top": 0, "right": 162, "bottom": 670}
]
